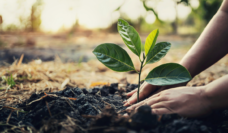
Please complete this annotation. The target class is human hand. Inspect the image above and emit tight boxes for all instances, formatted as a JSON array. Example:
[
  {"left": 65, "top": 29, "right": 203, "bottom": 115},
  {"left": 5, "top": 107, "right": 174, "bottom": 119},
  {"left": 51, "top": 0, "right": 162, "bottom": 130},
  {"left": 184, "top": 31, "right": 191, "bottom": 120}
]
[
  {"left": 123, "top": 82, "right": 157, "bottom": 106},
  {"left": 124, "top": 82, "right": 186, "bottom": 107},
  {"left": 128, "top": 86, "right": 212, "bottom": 118}
]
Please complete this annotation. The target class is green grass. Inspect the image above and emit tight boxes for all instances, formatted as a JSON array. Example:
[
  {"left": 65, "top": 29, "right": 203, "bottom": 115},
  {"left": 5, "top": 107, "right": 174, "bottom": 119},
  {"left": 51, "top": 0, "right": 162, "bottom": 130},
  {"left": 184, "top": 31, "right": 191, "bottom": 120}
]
[
  {"left": 6, "top": 75, "right": 16, "bottom": 88},
  {"left": 2, "top": 74, "right": 16, "bottom": 88}
]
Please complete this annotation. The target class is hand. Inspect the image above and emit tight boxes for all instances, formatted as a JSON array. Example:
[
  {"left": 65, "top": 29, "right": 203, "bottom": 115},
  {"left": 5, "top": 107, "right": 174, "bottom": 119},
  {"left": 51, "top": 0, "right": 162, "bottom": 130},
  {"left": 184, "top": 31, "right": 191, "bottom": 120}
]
[
  {"left": 124, "top": 82, "right": 186, "bottom": 107},
  {"left": 123, "top": 82, "right": 157, "bottom": 106},
  {"left": 129, "top": 86, "right": 212, "bottom": 118}
]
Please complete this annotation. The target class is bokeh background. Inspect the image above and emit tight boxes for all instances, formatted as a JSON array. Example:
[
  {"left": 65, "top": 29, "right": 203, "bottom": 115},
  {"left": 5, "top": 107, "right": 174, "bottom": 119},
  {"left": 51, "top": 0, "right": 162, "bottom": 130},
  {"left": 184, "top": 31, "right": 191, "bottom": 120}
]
[{"left": 1, "top": 0, "right": 227, "bottom": 89}]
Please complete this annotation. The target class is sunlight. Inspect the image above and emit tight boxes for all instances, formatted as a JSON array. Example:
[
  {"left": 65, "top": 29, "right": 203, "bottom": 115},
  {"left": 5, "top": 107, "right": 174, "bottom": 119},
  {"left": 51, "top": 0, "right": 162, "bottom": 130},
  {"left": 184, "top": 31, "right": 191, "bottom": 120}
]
[{"left": 0, "top": 0, "right": 198, "bottom": 32}]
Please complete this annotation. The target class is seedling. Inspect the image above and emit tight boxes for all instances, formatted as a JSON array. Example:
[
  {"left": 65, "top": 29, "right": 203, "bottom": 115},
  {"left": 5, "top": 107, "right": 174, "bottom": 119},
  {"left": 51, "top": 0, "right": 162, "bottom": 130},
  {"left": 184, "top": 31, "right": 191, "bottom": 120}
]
[
  {"left": 93, "top": 19, "right": 192, "bottom": 103},
  {"left": 1, "top": 74, "right": 16, "bottom": 92}
]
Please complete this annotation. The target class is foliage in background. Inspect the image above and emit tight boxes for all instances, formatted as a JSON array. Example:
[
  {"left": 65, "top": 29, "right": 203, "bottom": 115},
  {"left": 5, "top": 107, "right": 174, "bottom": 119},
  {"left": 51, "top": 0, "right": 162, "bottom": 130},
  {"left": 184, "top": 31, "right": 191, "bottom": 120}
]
[
  {"left": 115, "top": 0, "right": 223, "bottom": 35},
  {"left": 7, "top": 0, "right": 43, "bottom": 32},
  {"left": 192, "top": 0, "right": 222, "bottom": 23},
  {"left": 29, "top": 0, "right": 43, "bottom": 31},
  {"left": 0, "top": 0, "right": 223, "bottom": 35}
]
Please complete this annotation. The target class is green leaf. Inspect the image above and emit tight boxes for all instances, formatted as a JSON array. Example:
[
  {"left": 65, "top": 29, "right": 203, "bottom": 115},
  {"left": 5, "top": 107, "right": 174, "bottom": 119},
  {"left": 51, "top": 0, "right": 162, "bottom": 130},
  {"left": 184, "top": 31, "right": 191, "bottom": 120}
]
[
  {"left": 145, "top": 29, "right": 159, "bottom": 56},
  {"left": 93, "top": 43, "right": 136, "bottom": 72},
  {"left": 117, "top": 19, "right": 141, "bottom": 57},
  {"left": 145, "top": 42, "right": 171, "bottom": 65},
  {"left": 145, "top": 63, "right": 192, "bottom": 86}
]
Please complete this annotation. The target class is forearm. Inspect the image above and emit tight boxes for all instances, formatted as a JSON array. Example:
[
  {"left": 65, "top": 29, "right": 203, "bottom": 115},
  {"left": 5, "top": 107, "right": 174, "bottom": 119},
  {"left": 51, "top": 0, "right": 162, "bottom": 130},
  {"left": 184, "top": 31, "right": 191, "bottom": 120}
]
[
  {"left": 180, "top": 1, "right": 228, "bottom": 78},
  {"left": 203, "top": 75, "right": 228, "bottom": 110}
]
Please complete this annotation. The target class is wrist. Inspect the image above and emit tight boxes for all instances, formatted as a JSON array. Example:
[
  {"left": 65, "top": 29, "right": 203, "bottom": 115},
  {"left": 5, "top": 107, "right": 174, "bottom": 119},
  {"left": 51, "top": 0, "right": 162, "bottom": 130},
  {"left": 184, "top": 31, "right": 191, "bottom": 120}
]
[
  {"left": 198, "top": 86, "right": 214, "bottom": 112},
  {"left": 179, "top": 56, "right": 197, "bottom": 79},
  {"left": 201, "top": 75, "right": 228, "bottom": 111}
]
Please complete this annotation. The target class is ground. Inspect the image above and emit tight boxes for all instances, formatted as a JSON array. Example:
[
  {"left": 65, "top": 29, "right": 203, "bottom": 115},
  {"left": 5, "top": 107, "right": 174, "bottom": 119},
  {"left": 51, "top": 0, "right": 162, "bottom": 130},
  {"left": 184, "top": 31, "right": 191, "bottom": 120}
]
[{"left": 0, "top": 32, "right": 228, "bottom": 132}]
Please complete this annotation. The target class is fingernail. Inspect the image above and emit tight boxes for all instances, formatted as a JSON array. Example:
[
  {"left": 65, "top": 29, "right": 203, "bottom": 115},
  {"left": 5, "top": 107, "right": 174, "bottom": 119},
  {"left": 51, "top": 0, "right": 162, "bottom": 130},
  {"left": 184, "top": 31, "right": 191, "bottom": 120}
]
[
  {"left": 123, "top": 100, "right": 127, "bottom": 103},
  {"left": 124, "top": 101, "right": 132, "bottom": 106}
]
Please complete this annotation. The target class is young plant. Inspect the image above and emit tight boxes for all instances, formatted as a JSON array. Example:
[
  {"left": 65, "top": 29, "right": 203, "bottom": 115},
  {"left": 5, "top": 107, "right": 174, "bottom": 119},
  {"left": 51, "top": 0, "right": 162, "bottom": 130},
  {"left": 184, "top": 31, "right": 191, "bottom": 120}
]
[
  {"left": 93, "top": 19, "right": 192, "bottom": 103},
  {"left": 1, "top": 74, "right": 16, "bottom": 92}
]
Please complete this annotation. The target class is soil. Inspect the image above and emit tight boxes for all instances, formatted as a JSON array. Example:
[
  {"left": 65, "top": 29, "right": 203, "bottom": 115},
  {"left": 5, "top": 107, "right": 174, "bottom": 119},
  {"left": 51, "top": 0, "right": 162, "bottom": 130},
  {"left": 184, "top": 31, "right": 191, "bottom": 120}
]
[{"left": 1, "top": 83, "right": 228, "bottom": 133}]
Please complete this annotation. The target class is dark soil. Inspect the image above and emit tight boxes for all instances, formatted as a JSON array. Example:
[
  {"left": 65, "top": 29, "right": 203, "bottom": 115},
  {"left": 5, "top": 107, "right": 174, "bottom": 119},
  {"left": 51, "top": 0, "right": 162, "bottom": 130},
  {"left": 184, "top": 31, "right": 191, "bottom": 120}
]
[{"left": 1, "top": 83, "right": 228, "bottom": 133}]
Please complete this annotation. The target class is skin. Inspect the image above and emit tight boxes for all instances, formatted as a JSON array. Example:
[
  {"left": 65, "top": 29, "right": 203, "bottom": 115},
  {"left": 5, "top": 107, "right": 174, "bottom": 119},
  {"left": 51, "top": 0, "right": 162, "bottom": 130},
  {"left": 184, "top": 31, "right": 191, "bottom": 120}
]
[{"left": 124, "top": 0, "right": 228, "bottom": 117}]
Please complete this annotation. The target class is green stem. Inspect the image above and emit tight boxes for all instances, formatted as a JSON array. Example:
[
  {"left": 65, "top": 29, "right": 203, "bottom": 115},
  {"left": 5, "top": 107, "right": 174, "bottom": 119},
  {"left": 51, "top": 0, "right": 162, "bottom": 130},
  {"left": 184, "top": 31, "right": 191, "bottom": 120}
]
[{"left": 137, "top": 57, "right": 145, "bottom": 103}]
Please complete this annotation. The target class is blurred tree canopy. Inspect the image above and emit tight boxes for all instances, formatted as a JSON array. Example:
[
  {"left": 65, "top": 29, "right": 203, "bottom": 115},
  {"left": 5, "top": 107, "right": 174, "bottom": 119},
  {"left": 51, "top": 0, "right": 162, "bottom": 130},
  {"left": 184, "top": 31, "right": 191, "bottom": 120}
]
[
  {"left": 17, "top": 0, "right": 43, "bottom": 32},
  {"left": 193, "top": 0, "right": 222, "bottom": 23},
  {"left": 30, "top": 0, "right": 43, "bottom": 31},
  {"left": 116, "top": 0, "right": 223, "bottom": 34}
]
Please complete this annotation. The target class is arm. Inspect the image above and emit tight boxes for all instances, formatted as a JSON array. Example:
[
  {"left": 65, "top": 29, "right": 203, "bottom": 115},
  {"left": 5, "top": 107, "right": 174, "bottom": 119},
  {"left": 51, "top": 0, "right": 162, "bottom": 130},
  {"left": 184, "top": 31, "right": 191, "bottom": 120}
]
[
  {"left": 204, "top": 75, "right": 228, "bottom": 110},
  {"left": 180, "top": 0, "right": 228, "bottom": 78},
  {"left": 125, "top": 0, "right": 228, "bottom": 107}
]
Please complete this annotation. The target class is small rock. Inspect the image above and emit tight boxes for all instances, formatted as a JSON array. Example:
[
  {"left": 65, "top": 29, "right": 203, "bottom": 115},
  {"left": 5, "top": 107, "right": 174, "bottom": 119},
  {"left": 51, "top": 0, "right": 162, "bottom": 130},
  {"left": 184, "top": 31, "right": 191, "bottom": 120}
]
[
  {"left": 82, "top": 88, "right": 88, "bottom": 94},
  {"left": 129, "top": 105, "right": 158, "bottom": 130},
  {"left": 72, "top": 87, "right": 83, "bottom": 95},
  {"left": 88, "top": 87, "right": 100, "bottom": 95},
  {"left": 78, "top": 103, "right": 98, "bottom": 115},
  {"left": 101, "top": 86, "right": 109, "bottom": 96}
]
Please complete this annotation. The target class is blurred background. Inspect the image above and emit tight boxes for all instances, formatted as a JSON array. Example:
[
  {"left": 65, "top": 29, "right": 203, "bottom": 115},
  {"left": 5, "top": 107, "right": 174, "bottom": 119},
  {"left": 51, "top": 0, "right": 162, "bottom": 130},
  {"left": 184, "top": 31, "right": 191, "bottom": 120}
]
[
  {"left": 0, "top": 0, "right": 223, "bottom": 62},
  {"left": 1, "top": 0, "right": 226, "bottom": 87}
]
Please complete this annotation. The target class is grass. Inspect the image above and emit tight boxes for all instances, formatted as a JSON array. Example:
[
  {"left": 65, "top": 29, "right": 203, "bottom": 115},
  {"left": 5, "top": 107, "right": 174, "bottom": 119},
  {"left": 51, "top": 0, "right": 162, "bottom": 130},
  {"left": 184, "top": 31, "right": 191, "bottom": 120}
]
[
  {"left": 1, "top": 74, "right": 16, "bottom": 92},
  {"left": 5, "top": 75, "right": 16, "bottom": 88}
]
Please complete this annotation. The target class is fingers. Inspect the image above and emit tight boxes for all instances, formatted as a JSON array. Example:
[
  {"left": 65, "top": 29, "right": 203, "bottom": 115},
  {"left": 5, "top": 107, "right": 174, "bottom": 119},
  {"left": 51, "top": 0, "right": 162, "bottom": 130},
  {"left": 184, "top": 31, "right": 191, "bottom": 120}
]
[
  {"left": 151, "top": 102, "right": 168, "bottom": 109},
  {"left": 133, "top": 94, "right": 160, "bottom": 110},
  {"left": 126, "top": 92, "right": 165, "bottom": 110},
  {"left": 126, "top": 82, "right": 147, "bottom": 97},
  {"left": 145, "top": 93, "right": 168, "bottom": 106},
  {"left": 124, "top": 83, "right": 156, "bottom": 106},
  {"left": 126, "top": 89, "right": 137, "bottom": 97},
  {"left": 123, "top": 113, "right": 129, "bottom": 118},
  {"left": 124, "top": 93, "right": 138, "bottom": 106},
  {"left": 151, "top": 101, "right": 174, "bottom": 115},
  {"left": 126, "top": 99, "right": 147, "bottom": 110},
  {"left": 152, "top": 108, "right": 173, "bottom": 115}
]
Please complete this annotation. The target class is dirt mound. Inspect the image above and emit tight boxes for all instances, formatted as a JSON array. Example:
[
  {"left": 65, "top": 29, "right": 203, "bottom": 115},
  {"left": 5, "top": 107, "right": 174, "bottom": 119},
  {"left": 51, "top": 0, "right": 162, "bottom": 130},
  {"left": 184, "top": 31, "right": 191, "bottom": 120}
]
[{"left": 1, "top": 84, "right": 228, "bottom": 133}]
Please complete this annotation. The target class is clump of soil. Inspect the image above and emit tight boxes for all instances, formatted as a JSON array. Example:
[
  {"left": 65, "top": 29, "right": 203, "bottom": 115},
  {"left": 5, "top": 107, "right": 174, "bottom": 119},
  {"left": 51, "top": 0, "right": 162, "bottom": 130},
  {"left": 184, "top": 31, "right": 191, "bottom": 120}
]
[{"left": 1, "top": 83, "right": 228, "bottom": 133}]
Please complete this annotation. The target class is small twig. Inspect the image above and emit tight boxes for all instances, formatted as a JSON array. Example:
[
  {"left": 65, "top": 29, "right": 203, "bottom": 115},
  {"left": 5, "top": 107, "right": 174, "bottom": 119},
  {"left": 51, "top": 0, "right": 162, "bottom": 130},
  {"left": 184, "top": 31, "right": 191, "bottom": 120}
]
[
  {"left": 92, "top": 105, "right": 101, "bottom": 114},
  {"left": 27, "top": 93, "right": 77, "bottom": 106},
  {"left": 45, "top": 101, "right": 52, "bottom": 117},
  {"left": 26, "top": 93, "right": 49, "bottom": 105},
  {"left": 97, "top": 106, "right": 103, "bottom": 111},
  {"left": 158, "top": 115, "right": 162, "bottom": 122},
  {"left": 1, "top": 106, "right": 21, "bottom": 111},
  {"left": 64, "top": 115, "right": 86, "bottom": 131},
  {"left": 6, "top": 110, "right": 13, "bottom": 124},
  {"left": 103, "top": 101, "right": 111, "bottom": 106},
  {"left": 68, "top": 97, "right": 77, "bottom": 100},
  {"left": 65, "top": 99, "right": 78, "bottom": 115},
  {"left": 17, "top": 54, "right": 24, "bottom": 66},
  {"left": 70, "top": 88, "right": 77, "bottom": 97}
]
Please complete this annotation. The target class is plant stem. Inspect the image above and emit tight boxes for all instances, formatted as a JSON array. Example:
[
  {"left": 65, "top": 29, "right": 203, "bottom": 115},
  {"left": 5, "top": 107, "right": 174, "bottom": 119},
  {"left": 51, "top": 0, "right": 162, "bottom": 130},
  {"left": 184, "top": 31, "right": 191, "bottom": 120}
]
[{"left": 137, "top": 57, "right": 145, "bottom": 103}]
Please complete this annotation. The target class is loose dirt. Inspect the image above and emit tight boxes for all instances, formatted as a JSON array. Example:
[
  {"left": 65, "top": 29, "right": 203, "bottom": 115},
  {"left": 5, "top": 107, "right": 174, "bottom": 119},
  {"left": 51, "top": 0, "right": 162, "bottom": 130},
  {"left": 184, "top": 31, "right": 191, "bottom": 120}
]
[{"left": 1, "top": 83, "right": 228, "bottom": 133}]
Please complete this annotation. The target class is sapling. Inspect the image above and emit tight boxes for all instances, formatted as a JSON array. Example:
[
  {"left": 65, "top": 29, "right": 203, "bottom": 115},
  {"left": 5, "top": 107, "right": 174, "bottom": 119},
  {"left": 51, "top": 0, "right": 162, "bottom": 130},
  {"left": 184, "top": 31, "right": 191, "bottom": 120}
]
[{"left": 93, "top": 19, "right": 192, "bottom": 103}]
